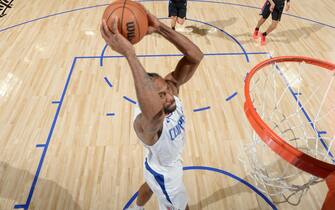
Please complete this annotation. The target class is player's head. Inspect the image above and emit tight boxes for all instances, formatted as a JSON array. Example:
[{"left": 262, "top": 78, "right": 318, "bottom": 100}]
[{"left": 147, "top": 72, "right": 176, "bottom": 114}]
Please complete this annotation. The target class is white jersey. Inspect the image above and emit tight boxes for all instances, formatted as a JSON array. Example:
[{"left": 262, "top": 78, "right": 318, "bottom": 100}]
[
  {"left": 134, "top": 96, "right": 188, "bottom": 209},
  {"left": 135, "top": 96, "right": 186, "bottom": 171}
]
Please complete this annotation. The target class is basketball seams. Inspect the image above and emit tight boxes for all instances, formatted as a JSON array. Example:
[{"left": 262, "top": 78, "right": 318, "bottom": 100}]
[
  {"left": 126, "top": 1, "right": 148, "bottom": 18},
  {"left": 105, "top": 6, "right": 123, "bottom": 21},
  {"left": 102, "top": 1, "right": 148, "bottom": 44},
  {"left": 120, "top": 0, "right": 128, "bottom": 36}
]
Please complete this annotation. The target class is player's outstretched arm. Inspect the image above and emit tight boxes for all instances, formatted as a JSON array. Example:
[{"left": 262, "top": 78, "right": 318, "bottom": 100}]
[
  {"left": 146, "top": 12, "right": 203, "bottom": 90},
  {"left": 101, "top": 18, "right": 165, "bottom": 143}
]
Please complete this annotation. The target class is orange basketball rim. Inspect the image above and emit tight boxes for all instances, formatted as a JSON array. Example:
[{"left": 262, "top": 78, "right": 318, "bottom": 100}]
[{"left": 244, "top": 56, "right": 335, "bottom": 210}]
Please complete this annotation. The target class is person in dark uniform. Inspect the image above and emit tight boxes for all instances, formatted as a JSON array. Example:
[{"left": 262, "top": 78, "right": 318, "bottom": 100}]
[
  {"left": 252, "top": 0, "right": 291, "bottom": 45},
  {"left": 169, "top": 0, "right": 188, "bottom": 31}
]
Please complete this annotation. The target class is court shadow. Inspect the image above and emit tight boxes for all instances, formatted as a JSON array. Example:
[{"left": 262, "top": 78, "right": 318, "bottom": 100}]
[
  {"left": 230, "top": 31, "right": 288, "bottom": 45},
  {"left": 189, "top": 179, "right": 261, "bottom": 210},
  {"left": 271, "top": 24, "right": 324, "bottom": 43},
  {"left": 0, "top": 161, "right": 82, "bottom": 210},
  {"left": 188, "top": 157, "right": 322, "bottom": 210},
  {"left": 186, "top": 17, "right": 237, "bottom": 37},
  {"left": 233, "top": 24, "right": 324, "bottom": 45}
]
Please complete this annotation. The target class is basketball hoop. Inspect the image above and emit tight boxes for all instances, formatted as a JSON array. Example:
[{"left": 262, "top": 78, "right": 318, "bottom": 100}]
[{"left": 241, "top": 56, "right": 335, "bottom": 209}]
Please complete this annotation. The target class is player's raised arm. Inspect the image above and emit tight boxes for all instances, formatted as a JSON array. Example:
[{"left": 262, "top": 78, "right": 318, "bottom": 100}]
[
  {"left": 101, "top": 18, "right": 165, "bottom": 138},
  {"left": 146, "top": 12, "right": 203, "bottom": 90}
]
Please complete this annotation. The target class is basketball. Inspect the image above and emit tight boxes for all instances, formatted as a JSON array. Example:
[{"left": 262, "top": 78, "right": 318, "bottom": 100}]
[{"left": 102, "top": 0, "right": 148, "bottom": 44}]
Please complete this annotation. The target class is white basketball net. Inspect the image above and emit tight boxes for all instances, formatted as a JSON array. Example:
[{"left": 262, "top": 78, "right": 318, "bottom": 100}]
[{"left": 240, "top": 58, "right": 335, "bottom": 205}]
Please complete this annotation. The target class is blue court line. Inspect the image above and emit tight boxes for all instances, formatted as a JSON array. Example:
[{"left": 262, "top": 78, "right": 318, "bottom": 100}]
[
  {"left": 14, "top": 51, "right": 271, "bottom": 210},
  {"left": 13, "top": 204, "right": 25, "bottom": 209},
  {"left": 5, "top": 0, "right": 332, "bottom": 207},
  {"left": 226, "top": 91, "right": 238, "bottom": 101},
  {"left": 100, "top": 44, "right": 108, "bottom": 67},
  {"left": 160, "top": 17, "right": 249, "bottom": 62},
  {"left": 123, "top": 96, "right": 137, "bottom": 105},
  {"left": 268, "top": 54, "right": 335, "bottom": 162},
  {"left": 123, "top": 192, "right": 139, "bottom": 210},
  {"left": 14, "top": 57, "right": 78, "bottom": 210},
  {"left": 99, "top": 17, "right": 249, "bottom": 64},
  {"left": 284, "top": 13, "right": 335, "bottom": 30},
  {"left": 1, "top": 0, "right": 334, "bottom": 34},
  {"left": 122, "top": 165, "right": 277, "bottom": 210},
  {"left": 35, "top": 144, "right": 46, "bottom": 148},
  {"left": 188, "top": 0, "right": 335, "bottom": 29},
  {"left": 106, "top": 113, "right": 115, "bottom": 116},
  {"left": 104, "top": 76, "right": 113, "bottom": 88},
  {"left": 193, "top": 106, "right": 211, "bottom": 112},
  {"left": 51, "top": 101, "right": 60, "bottom": 104},
  {"left": 0, "top": 4, "right": 108, "bottom": 33},
  {"left": 318, "top": 131, "right": 327, "bottom": 135},
  {"left": 186, "top": 18, "right": 249, "bottom": 62},
  {"left": 92, "top": 52, "right": 268, "bottom": 62}
]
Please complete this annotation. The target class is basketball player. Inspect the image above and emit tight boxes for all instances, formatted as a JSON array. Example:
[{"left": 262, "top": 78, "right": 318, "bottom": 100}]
[
  {"left": 100, "top": 11, "right": 203, "bottom": 210},
  {"left": 252, "top": 0, "right": 291, "bottom": 45},
  {"left": 169, "top": 0, "right": 188, "bottom": 32}
]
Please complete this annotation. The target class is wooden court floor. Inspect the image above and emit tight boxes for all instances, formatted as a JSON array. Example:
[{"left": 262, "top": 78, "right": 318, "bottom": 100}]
[{"left": 0, "top": 0, "right": 334, "bottom": 209}]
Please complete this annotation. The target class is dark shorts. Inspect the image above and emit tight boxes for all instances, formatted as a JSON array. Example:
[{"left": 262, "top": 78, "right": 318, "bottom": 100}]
[
  {"left": 168, "top": 0, "right": 187, "bottom": 18},
  {"left": 260, "top": 0, "right": 284, "bottom": 21}
]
